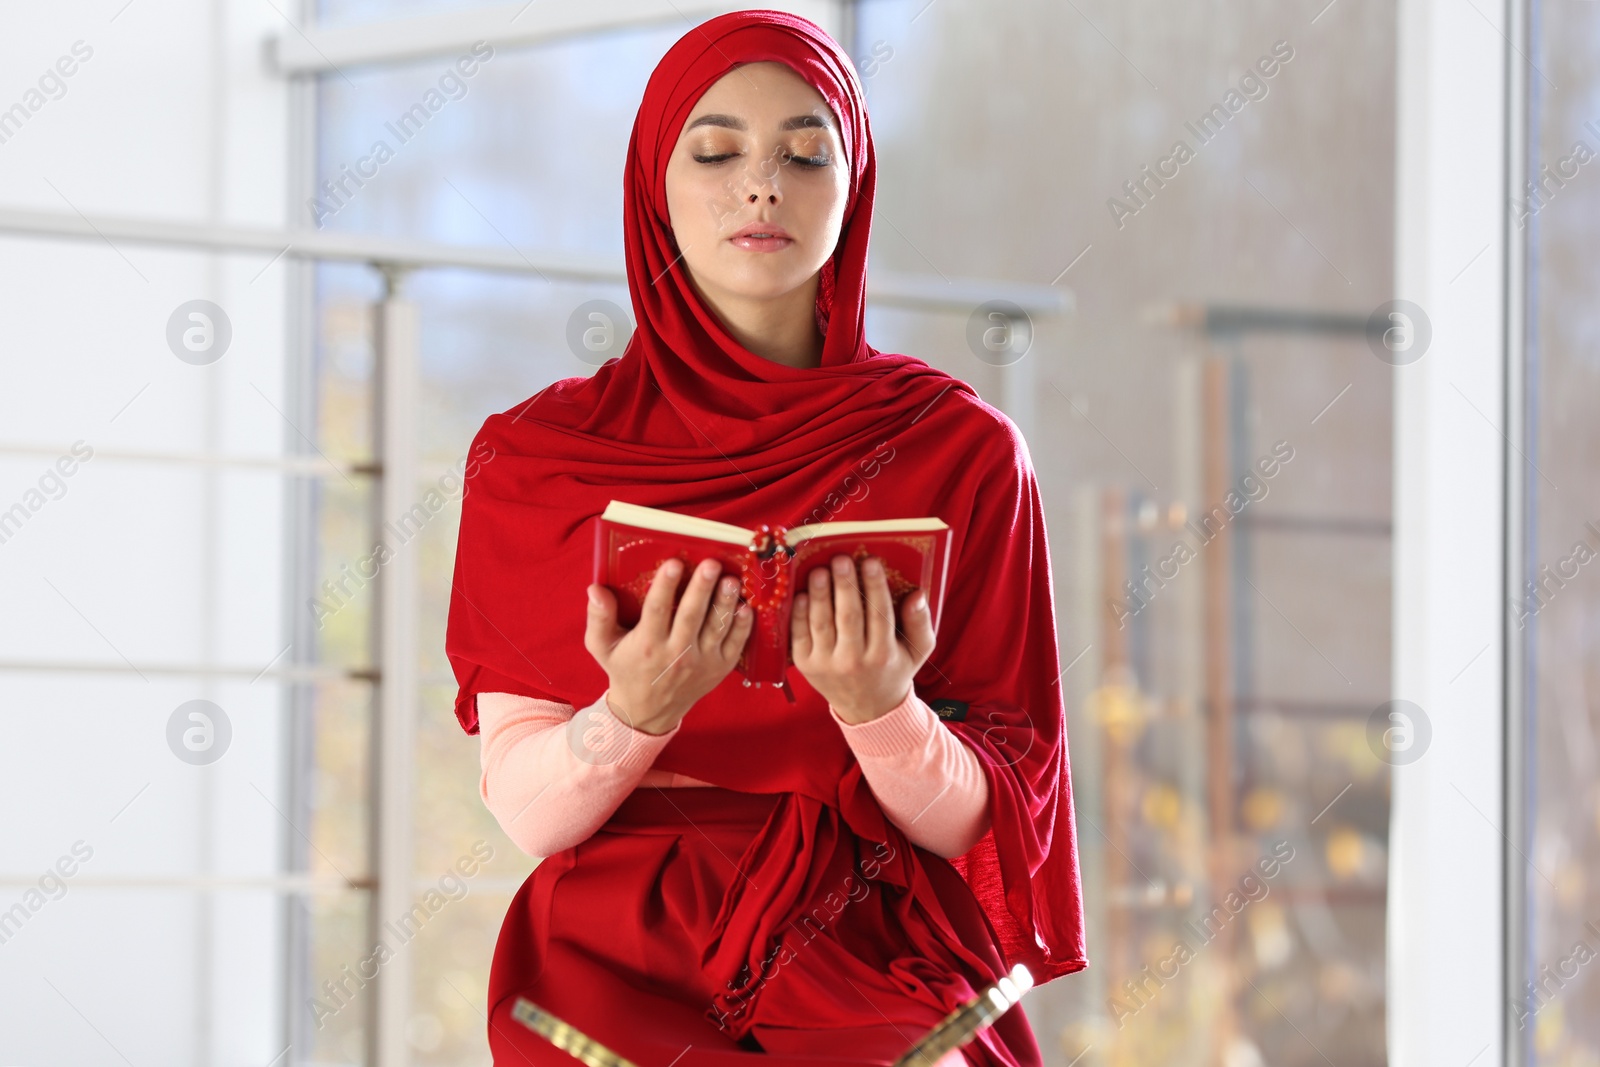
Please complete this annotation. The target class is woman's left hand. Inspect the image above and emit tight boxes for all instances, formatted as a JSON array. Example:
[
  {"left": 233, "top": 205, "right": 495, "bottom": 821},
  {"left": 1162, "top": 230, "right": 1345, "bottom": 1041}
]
[{"left": 790, "top": 554, "right": 937, "bottom": 723}]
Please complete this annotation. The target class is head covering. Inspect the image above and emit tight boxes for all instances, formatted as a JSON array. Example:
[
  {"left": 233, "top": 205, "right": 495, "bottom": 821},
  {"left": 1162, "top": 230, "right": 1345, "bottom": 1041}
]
[{"left": 445, "top": 7, "right": 1086, "bottom": 991}]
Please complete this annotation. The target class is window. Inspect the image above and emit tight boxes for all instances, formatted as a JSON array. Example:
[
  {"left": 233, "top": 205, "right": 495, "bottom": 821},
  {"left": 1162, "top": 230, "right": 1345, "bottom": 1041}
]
[
  {"left": 852, "top": 1, "right": 1395, "bottom": 1060},
  {"left": 303, "top": 20, "right": 688, "bottom": 1063},
  {"left": 1518, "top": 1, "right": 1600, "bottom": 1058}
]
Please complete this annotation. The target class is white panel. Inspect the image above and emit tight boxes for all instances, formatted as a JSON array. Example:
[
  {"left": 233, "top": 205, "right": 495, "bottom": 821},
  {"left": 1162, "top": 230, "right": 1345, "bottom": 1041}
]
[
  {"left": 0, "top": 1, "right": 293, "bottom": 1064},
  {"left": 1391, "top": 1, "right": 1508, "bottom": 1065}
]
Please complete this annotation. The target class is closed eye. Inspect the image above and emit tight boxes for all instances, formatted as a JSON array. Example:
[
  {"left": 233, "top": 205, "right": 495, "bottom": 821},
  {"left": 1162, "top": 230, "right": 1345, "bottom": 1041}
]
[{"left": 693, "top": 151, "right": 832, "bottom": 168}]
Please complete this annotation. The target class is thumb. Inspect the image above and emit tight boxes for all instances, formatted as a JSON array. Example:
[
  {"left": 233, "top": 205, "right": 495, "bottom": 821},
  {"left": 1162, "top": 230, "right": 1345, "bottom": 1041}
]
[
  {"left": 584, "top": 584, "right": 624, "bottom": 661},
  {"left": 900, "top": 589, "right": 936, "bottom": 664}
]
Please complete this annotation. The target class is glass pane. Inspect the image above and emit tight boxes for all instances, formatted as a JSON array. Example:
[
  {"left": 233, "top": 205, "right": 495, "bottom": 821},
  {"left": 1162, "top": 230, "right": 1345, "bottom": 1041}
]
[
  {"left": 301, "top": 678, "right": 375, "bottom": 883},
  {"left": 405, "top": 889, "right": 522, "bottom": 1067},
  {"left": 415, "top": 268, "right": 629, "bottom": 469},
  {"left": 312, "top": 25, "right": 675, "bottom": 250},
  {"left": 313, "top": 23, "right": 693, "bottom": 1063},
  {"left": 307, "top": 3, "right": 1400, "bottom": 1064},
  {"left": 414, "top": 680, "right": 540, "bottom": 882},
  {"left": 314, "top": 261, "right": 378, "bottom": 475},
  {"left": 317, "top": 0, "right": 502, "bottom": 28},
  {"left": 854, "top": 0, "right": 1394, "bottom": 1061},
  {"left": 296, "top": 889, "right": 374, "bottom": 1064},
  {"left": 1521, "top": 1, "right": 1600, "bottom": 1059},
  {"left": 312, "top": 30, "right": 675, "bottom": 461}
]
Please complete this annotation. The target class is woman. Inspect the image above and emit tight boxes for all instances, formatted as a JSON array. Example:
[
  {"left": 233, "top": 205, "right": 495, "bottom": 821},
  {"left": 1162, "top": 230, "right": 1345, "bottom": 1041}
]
[{"left": 445, "top": 9, "right": 1086, "bottom": 1065}]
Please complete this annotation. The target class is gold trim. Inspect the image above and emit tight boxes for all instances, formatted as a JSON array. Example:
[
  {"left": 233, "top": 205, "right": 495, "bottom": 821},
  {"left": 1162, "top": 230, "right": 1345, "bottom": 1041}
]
[
  {"left": 509, "top": 998, "right": 640, "bottom": 1067},
  {"left": 506, "top": 963, "right": 1032, "bottom": 1065}
]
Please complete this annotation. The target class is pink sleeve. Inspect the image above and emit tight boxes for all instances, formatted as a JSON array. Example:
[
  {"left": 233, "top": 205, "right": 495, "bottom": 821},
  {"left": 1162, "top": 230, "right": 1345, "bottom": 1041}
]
[
  {"left": 478, "top": 687, "right": 990, "bottom": 862},
  {"left": 477, "top": 689, "right": 683, "bottom": 860},
  {"left": 829, "top": 688, "right": 992, "bottom": 860}
]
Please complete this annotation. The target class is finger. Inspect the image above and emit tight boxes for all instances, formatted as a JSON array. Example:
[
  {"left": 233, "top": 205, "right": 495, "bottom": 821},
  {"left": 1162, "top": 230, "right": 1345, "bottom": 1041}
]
[
  {"left": 899, "top": 588, "right": 937, "bottom": 667},
  {"left": 669, "top": 557, "right": 723, "bottom": 648},
  {"left": 720, "top": 598, "right": 755, "bottom": 661},
  {"left": 791, "top": 590, "right": 812, "bottom": 660},
  {"left": 860, "top": 557, "right": 894, "bottom": 661},
  {"left": 638, "top": 557, "right": 684, "bottom": 639},
  {"left": 583, "top": 583, "right": 624, "bottom": 665},
  {"left": 698, "top": 574, "right": 741, "bottom": 651},
  {"left": 806, "top": 563, "right": 836, "bottom": 652},
  {"left": 831, "top": 555, "right": 864, "bottom": 653}
]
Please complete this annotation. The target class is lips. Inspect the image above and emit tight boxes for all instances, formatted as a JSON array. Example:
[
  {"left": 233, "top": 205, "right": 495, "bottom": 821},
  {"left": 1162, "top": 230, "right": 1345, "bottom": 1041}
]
[
  {"left": 728, "top": 227, "right": 794, "bottom": 252},
  {"left": 730, "top": 222, "right": 792, "bottom": 240},
  {"left": 732, "top": 235, "right": 793, "bottom": 254}
]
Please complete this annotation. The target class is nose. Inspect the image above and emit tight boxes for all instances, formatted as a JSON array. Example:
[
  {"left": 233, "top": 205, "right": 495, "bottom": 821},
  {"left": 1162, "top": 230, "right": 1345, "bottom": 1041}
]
[{"left": 738, "top": 152, "right": 782, "bottom": 205}]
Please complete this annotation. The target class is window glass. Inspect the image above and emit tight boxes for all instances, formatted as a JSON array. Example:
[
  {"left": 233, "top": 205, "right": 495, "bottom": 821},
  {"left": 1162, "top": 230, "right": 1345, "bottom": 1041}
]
[
  {"left": 312, "top": 21, "right": 683, "bottom": 1063},
  {"left": 312, "top": 2, "right": 1398, "bottom": 1061},
  {"left": 854, "top": 0, "right": 1395, "bottom": 1060},
  {"left": 1521, "top": 2, "right": 1600, "bottom": 1058}
]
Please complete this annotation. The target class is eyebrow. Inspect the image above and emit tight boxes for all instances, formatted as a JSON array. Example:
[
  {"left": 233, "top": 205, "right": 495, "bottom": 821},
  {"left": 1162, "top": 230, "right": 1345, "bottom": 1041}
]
[{"left": 686, "top": 113, "right": 833, "bottom": 133}]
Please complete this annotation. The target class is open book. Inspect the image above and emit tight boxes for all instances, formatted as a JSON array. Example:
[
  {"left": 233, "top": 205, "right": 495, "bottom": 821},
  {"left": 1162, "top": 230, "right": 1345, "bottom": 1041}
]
[{"left": 592, "top": 500, "right": 952, "bottom": 686}]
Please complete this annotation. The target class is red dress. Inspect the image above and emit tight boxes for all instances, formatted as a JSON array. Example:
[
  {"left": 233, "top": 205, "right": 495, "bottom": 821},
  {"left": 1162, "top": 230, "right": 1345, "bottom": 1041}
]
[
  {"left": 483, "top": 787, "right": 1040, "bottom": 1065},
  {"left": 445, "top": 10, "right": 1089, "bottom": 1065}
]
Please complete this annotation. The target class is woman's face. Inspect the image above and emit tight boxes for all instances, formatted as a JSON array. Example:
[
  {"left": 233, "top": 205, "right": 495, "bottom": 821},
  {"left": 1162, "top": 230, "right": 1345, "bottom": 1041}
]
[{"left": 663, "top": 60, "right": 849, "bottom": 310}]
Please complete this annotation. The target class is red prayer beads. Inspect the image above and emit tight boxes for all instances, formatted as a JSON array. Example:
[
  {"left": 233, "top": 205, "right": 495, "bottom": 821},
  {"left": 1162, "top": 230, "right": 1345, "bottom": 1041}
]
[
  {"left": 740, "top": 523, "right": 792, "bottom": 614},
  {"left": 738, "top": 525, "right": 795, "bottom": 689}
]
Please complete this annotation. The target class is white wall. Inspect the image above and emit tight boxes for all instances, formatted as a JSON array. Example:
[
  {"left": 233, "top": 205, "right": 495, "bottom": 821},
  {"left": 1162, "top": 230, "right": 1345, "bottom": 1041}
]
[{"left": 0, "top": 2, "right": 293, "bottom": 1064}]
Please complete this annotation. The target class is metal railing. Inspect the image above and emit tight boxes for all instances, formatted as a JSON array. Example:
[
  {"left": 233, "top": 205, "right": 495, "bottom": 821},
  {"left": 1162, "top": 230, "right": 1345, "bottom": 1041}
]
[{"left": 0, "top": 201, "right": 1069, "bottom": 1067}]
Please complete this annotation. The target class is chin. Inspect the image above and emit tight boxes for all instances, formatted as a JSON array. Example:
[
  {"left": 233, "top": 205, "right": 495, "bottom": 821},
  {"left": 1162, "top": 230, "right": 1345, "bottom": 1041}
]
[{"left": 707, "top": 265, "right": 816, "bottom": 303}]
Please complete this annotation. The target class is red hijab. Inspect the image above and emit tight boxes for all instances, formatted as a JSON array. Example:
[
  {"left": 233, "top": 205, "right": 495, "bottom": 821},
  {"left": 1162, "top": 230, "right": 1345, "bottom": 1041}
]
[{"left": 445, "top": 7, "right": 1086, "bottom": 987}]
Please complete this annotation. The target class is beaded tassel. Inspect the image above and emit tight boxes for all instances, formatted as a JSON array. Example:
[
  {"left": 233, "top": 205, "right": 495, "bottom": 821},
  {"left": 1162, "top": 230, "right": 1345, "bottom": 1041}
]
[{"left": 738, "top": 524, "right": 793, "bottom": 689}]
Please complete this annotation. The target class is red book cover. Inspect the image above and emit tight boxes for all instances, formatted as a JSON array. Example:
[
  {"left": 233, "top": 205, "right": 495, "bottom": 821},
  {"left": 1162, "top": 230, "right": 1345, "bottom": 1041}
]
[{"left": 592, "top": 500, "right": 952, "bottom": 688}]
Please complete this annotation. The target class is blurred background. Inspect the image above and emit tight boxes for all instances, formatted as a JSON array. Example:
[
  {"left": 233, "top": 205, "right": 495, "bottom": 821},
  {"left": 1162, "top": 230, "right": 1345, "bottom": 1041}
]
[{"left": 0, "top": 1, "right": 1587, "bottom": 1065}]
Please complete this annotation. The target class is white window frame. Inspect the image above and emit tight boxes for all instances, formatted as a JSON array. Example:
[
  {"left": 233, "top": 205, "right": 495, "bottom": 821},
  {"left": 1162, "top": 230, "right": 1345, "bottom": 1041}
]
[{"left": 1390, "top": 0, "right": 1527, "bottom": 1064}]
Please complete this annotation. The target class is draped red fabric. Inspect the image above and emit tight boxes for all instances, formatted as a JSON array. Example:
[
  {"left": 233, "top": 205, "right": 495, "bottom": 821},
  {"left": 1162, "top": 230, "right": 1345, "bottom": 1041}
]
[{"left": 444, "top": 8, "right": 1086, "bottom": 1059}]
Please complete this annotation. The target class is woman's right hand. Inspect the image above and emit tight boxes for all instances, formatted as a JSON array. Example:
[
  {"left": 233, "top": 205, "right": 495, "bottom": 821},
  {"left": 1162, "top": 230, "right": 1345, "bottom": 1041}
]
[{"left": 584, "top": 557, "right": 753, "bottom": 735}]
